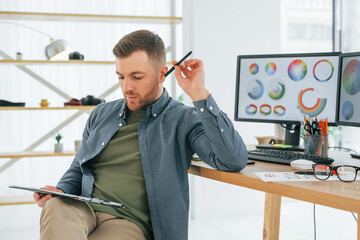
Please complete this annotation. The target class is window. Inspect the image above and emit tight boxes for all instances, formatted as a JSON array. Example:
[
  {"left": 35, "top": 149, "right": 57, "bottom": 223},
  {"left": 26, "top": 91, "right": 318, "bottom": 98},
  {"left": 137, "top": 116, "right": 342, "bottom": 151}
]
[{"left": 281, "top": 0, "right": 333, "bottom": 53}]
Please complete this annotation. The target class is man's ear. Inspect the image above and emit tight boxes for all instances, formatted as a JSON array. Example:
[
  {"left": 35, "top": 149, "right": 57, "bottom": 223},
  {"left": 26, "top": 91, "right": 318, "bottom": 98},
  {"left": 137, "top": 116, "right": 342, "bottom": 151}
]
[{"left": 159, "top": 65, "right": 168, "bottom": 83}]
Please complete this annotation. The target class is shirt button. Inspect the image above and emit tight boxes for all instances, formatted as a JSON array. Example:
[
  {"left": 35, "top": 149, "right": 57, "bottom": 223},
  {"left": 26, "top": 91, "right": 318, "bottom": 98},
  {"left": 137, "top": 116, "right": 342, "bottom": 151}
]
[
  {"left": 153, "top": 113, "right": 157, "bottom": 117},
  {"left": 119, "top": 123, "right": 122, "bottom": 127},
  {"left": 221, "top": 129, "right": 224, "bottom": 132},
  {"left": 101, "top": 142, "right": 105, "bottom": 146},
  {"left": 82, "top": 159, "right": 86, "bottom": 163},
  {"left": 200, "top": 108, "right": 204, "bottom": 112},
  {"left": 209, "top": 106, "right": 213, "bottom": 110},
  {"left": 119, "top": 113, "right": 122, "bottom": 117}
]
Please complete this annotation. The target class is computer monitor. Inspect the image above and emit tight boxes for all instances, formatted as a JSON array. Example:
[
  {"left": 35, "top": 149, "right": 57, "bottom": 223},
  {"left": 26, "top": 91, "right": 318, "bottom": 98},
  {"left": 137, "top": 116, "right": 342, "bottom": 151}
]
[
  {"left": 336, "top": 52, "right": 360, "bottom": 127},
  {"left": 235, "top": 52, "right": 341, "bottom": 148},
  {"left": 335, "top": 52, "right": 360, "bottom": 159}
]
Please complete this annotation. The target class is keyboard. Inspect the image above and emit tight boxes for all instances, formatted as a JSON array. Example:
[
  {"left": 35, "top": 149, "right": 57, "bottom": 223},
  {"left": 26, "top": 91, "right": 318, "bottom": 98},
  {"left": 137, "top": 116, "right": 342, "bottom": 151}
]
[{"left": 247, "top": 149, "right": 334, "bottom": 165}]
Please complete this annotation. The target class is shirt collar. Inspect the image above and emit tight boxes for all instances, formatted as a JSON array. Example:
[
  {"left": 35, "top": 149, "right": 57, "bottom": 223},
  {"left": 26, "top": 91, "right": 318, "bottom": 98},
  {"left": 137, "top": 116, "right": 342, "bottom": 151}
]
[{"left": 117, "top": 88, "right": 170, "bottom": 119}]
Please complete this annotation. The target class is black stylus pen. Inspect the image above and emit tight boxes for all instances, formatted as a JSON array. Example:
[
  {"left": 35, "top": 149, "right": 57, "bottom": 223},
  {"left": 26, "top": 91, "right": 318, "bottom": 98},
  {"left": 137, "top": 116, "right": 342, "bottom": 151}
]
[
  {"left": 295, "top": 171, "right": 315, "bottom": 175},
  {"left": 295, "top": 171, "right": 328, "bottom": 175},
  {"left": 165, "top": 51, "right": 192, "bottom": 77}
]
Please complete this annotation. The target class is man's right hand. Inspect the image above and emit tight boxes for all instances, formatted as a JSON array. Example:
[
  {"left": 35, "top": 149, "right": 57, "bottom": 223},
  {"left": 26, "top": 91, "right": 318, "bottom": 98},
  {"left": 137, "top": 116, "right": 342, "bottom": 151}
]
[{"left": 33, "top": 185, "right": 64, "bottom": 208}]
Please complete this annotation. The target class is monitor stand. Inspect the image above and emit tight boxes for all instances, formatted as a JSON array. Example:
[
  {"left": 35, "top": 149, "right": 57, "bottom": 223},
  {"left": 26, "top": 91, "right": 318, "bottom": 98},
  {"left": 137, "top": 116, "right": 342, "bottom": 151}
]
[{"left": 256, "top": 124, "right": 304, "bottom": 151}]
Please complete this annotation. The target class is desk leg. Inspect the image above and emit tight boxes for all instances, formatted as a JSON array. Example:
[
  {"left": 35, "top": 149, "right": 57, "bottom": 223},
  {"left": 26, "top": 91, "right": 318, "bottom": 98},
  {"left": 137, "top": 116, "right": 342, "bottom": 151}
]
[
  {"left": 263, "top": 193, "right": 281, "bottom": 240},
  {"left": 358, "top": 212, "right": 360, "bottom": 240}
]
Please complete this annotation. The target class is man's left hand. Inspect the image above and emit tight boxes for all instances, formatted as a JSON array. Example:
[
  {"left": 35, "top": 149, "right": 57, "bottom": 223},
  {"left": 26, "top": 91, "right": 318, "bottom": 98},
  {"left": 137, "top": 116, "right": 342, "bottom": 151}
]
[{"left": 173, "top": 59, "right": 210, "bottom": 101}]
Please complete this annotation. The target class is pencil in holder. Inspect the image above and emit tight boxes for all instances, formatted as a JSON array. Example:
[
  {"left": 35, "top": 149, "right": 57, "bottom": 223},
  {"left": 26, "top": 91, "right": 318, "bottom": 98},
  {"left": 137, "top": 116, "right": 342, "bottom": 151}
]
[{"left": 302, "top": 133, "right": 328, "bottom": 157}]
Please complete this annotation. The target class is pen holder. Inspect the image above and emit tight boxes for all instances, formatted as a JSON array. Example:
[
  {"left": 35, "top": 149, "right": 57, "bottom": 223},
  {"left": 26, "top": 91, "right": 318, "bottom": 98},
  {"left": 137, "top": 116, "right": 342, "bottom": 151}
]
[{"left": 302, "top": 133, "right": 328, "bottom": 157}]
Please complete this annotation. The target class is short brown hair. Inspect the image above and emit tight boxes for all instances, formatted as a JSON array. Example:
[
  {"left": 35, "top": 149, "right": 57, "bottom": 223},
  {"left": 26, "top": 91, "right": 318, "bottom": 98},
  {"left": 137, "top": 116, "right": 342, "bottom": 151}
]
[{"left": 113, "top": 30, "right": 166, "bottom": 67}]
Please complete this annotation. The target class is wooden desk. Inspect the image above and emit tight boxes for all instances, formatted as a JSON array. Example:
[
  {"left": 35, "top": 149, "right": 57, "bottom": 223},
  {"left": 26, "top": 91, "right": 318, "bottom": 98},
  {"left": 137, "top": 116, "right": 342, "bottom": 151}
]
[{"left": 189, "top": 159, "right": 360, "bottom": 240}]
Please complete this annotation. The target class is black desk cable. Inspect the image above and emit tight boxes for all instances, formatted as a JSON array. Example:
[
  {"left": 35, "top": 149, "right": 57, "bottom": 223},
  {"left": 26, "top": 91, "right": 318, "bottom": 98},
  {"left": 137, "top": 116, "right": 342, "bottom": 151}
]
[
  {"left": 351, "top": 212, "right": 358, "bottom": 222},
  {"left": 327, "top": 146, "right": 357, "bottom": 153}
]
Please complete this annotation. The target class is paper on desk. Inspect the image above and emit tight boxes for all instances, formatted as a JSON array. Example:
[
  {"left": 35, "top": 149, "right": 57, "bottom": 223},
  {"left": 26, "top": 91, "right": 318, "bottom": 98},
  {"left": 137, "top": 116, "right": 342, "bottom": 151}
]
[{"left": 254, "top": 172, "right": 341, "bottom": 182}]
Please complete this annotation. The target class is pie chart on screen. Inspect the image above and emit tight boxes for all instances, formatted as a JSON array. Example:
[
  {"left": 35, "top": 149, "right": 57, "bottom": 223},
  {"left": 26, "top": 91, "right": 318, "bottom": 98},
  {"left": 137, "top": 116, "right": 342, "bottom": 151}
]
[
  {"left": 297, "top": 88, "right": 326, "bottom": 117},
  {"left": 343, "top": 59, "right": 360, "bottom": 95},
  {"left": 247, "top": 79, "right": 264, "bottom": 100},
  {"left": 265, "top": 62, "right": 277, "bottom": 76},
  {"left": 288, "top": 59, "right": 307, "bottom": 81},
  {"left": 313, "top": 59, "right": 334, "bottom": 82},
  {"left": 342, "top": 101, "right": 354, "bottom": 120},
  {"left": 267, "top": 78, "right": 285, "bottom": 100},
  {"left": 249, "top": 63, "right": 259, "bottom": 75}
]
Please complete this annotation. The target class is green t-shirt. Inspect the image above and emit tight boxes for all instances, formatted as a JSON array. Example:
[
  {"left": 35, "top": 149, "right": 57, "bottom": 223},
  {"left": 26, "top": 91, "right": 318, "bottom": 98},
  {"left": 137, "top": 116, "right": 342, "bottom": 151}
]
[{"left": 88, "top": 108, "right": 152, "bottom": 239}]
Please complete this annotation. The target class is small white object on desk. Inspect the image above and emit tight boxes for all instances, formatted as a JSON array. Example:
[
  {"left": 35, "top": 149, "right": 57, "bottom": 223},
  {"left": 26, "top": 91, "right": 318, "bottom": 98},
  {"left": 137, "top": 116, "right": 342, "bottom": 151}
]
[{"left": 290, "top": 159, "right": 316, "bottom": 170}]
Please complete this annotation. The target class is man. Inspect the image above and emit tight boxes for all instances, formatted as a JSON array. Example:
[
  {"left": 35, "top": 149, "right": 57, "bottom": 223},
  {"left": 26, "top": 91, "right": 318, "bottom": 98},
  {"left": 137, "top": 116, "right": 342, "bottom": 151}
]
[{"left": 34, "top": 30, "right": 248, "bottom": 240}]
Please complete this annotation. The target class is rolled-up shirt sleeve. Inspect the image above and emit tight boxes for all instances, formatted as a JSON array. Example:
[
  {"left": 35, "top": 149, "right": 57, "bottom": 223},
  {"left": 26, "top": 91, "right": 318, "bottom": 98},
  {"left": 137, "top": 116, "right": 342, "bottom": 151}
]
[{"left": 187, "top": 94, "right": 248, "bottom": 172}]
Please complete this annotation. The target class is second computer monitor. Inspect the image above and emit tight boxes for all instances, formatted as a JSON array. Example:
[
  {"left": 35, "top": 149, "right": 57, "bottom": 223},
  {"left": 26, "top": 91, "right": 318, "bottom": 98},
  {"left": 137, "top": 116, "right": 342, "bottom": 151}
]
[
  {"left": 235, "top": 52, "right": 341, "bottom": 125},
  {"left": 337, "top": 52, "right": 360, "bottom": 127}
]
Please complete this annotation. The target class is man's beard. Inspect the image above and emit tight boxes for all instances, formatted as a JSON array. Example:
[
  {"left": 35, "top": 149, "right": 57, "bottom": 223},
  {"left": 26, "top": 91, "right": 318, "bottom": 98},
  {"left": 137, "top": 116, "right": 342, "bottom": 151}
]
[{"left": 125, "top": 86, "right": 161, "bottom": 111}]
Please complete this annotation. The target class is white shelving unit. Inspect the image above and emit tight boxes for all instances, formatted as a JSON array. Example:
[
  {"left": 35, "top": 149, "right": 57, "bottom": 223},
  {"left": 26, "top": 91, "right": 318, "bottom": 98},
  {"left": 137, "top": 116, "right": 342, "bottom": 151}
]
[
  {"left": 0, "top": 9, "right": 182, "bottom": 205},
  {"left": 0, "top": 11, "right": 182, "bottom": 24}
]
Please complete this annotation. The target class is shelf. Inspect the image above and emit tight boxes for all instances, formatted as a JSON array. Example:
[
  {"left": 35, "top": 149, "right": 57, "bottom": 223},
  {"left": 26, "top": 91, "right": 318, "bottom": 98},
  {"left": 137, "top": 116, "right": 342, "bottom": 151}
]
[
  {"left": 0, "top": 106, "right": 96, "bottom": 111},
  {"left": 0, "top": 59, "right": 114, "bottom": 65},
  {"left": 0, "top": 151, "right": 76, "bottom": 159},
  {"left": 0, "top": 11, "right": 182, "bottom": 24},
  {"left": 0, "top": 195, "right": 36, "bottom": 206},
  {"left": 0, "top": 60, "right": 173, "bottom": 65}
]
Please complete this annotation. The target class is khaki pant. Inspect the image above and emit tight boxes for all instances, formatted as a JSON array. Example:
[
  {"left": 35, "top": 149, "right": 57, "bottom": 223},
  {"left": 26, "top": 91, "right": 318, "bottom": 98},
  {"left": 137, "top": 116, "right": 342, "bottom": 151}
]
[{"left": 40, "top": 197, "right": 146, "bottom": 240}]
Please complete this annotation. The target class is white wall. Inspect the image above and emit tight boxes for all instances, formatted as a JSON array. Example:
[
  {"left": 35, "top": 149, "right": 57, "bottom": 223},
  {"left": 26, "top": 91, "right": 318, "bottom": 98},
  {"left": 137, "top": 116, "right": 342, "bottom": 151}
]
[
  {"left": 184, "top": 0, "right": 282, "bottom": 220},
  {"left": 185, "top": 0, "right": 282, "bottom": 143}
]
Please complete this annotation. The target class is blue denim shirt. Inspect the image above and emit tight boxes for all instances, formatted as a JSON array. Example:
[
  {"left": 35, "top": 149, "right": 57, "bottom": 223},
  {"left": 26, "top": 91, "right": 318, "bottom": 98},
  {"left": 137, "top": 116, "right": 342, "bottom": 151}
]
[{"left": 57, "top": 89, "right": 248, "bottom": 240}]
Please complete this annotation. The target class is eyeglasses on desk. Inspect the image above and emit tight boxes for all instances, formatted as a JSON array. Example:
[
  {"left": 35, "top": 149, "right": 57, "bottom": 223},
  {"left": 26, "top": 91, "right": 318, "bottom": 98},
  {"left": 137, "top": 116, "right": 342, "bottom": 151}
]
[{"left": 313, "top": 164, "right": 360, "bottom": 182}]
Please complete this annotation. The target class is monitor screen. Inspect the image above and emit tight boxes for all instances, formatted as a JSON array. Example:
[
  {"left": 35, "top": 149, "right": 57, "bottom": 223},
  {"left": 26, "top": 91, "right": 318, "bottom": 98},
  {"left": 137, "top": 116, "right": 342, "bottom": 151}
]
[
  {"left": 336, "top": 52, "right": 360, "bottom": 127},
  {"left": 235, "top": 52, "right": 341, "bottom": 125}
]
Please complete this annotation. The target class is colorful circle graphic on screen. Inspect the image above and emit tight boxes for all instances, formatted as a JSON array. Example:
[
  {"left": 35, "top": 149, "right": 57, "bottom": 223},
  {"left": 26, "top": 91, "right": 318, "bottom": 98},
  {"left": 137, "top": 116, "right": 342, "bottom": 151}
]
[
  {"left": 260, "top": 104, "right": 271, "bottom": 115},
  {"left": 342, "top": 101, "right": 354, "bottom": 120},
  {"left": 343, "top": 59, "right": 360, "bottom": 95},
  {"left": 273, "top": 105, "right": 286, "bottom": 116},
  {"left": 313, "top": 59, "right": 334, "bottom": 82},
  {"left": 249, "top": 63, "right": 259, "bottom": 75},
  {"left": 265, "top": 62, "right": 277, "bottom": 76},
  {"left": 247, "top": 79, "right": 264, "bottom": 99},
  {"left": 267, "top": 78, "right": 285, "bottom": 100},
  {"left": 288, "top": 59, "right": 307, "bottom": 81},
  {"left": 297, "top": 88, "right": 327, "bottom": 117},
  {"left": 245, "top": 104, "right": 257, "bottom": 115}
]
